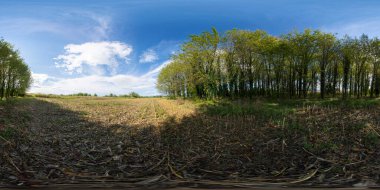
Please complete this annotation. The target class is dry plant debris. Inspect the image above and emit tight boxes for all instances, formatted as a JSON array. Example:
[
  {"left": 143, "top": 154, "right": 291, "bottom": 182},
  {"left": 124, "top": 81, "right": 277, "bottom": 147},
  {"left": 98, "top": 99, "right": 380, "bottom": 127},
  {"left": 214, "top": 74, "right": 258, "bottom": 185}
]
[{"left": 0, "top": 97, "right": 379, "bottom": 188}]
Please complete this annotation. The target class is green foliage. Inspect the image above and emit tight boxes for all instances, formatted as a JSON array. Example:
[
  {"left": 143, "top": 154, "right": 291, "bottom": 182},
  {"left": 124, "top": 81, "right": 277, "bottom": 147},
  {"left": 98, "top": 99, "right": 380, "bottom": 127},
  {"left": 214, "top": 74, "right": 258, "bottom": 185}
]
[
  {"left": 198, "top": 99, "right": 294, "bottom": 122},
  {"left": 105, "top": 93, "right": 117, "bottom": 97},
  {"left": 32, "top": 93, "right": 62, "bottom": 98},
  {"left": 69, "top": 92, "right": 92, "bottom": 96},
  {"left": 128, "top": 92, "right": 141, "bottom": 98},
  {"left": 0, "top": 39, "right": 31, "bottom": 100},
  {"left": 365, "top": 132, "right": 380, "bottom": 146},
  {"left": 157, "top": 28, "right": 380, "bottom": 100},
  {"left": 0, "top": 127, "right": 16, "bottom": 140},
  {"left": 157, "top": 60, "right": 191, "bottom": 97},
  {"left": 119, "top": 92, "right": 141, "bottom": 98}
]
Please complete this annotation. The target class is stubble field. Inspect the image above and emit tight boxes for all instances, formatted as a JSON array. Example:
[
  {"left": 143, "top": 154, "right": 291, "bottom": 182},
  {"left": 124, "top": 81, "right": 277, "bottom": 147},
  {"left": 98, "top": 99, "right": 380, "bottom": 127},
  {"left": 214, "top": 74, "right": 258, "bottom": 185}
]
[{"left": 0, "top": 96, "right": 380, "bottom": 188}]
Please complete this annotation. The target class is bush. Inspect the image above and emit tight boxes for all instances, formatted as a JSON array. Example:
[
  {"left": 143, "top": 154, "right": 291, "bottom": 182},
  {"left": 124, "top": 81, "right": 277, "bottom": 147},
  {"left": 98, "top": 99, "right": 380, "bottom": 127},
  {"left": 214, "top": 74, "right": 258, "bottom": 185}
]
[
  {"left": 105, "top": 93, "right": 117, "bottom": 97},
  {"left": 119, "top": 92, "right": 141, "bottom": 98},
  {"left": 129, "top": 92, "right": 140, "bottom": 98},
  {"left": 69, "top": 92, "right": 92, "bottom": 96},
  {"left": 33, "top": 94, "right": 61, "bottom": 98}
]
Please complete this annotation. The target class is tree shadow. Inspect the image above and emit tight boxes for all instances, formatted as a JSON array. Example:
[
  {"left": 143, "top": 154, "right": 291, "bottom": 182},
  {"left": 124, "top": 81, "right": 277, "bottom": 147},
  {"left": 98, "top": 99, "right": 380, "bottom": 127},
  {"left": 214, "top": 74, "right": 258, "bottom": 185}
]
[
  {"left": 0, "top": 98, "right": 165, "bottom": 186},
  {"left": 1, "top": 97, "right": 380, "bottom": 187},
  {"left": 158, "top": 98, "right": 380, "bottom": 185}
]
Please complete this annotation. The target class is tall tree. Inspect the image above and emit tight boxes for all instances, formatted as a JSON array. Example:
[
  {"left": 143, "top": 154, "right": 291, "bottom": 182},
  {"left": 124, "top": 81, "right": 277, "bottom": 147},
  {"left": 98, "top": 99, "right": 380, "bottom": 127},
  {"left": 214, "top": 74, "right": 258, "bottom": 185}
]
[
  {"left": 315, "top": 31, "right": 336, "bottom": 98},
  {"left": 157, "top": 28, "right": 380, "bottom": 100},
  {"left": 0, "top": 39, "right": 31, "bottom": 100}
]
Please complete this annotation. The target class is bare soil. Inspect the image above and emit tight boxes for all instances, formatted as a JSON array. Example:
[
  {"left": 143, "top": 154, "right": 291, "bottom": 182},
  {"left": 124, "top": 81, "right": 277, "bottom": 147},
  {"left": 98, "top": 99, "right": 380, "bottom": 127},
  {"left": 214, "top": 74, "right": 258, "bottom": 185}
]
[{"left": 0, "top": 97, "right": 379, "bottom": 188}]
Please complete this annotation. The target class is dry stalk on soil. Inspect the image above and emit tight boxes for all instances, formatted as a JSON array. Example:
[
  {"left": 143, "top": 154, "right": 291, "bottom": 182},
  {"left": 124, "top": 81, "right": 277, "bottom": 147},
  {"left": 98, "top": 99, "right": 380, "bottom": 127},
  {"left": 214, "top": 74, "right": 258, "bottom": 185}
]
[{"left": 0, "top": 97, "right": 379, "bottom": 188}]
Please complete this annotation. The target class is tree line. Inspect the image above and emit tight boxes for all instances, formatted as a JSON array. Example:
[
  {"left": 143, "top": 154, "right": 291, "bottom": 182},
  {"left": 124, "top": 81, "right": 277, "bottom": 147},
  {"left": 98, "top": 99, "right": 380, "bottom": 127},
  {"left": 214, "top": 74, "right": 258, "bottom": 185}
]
[
  {"left": 157, "top": 28, "right": 380, "bottom": 99},
  {"left": 0, "top": 39, "right": 31, "bottom": 100}
]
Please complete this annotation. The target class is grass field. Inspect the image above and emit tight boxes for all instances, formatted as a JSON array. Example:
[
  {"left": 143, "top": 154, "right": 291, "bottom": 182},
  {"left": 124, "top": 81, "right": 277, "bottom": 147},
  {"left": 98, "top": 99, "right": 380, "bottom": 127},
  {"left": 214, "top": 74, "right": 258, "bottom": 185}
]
[{"left": 1, "top": 96, "right": 380, "bottom": 187}]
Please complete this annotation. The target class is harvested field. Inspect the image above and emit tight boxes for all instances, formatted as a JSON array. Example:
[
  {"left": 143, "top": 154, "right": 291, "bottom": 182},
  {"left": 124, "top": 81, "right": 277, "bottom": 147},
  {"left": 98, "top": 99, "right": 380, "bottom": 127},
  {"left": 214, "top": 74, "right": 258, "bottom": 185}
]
[{"left": 0, "top": 97, "right": 380, "bottom": 188}]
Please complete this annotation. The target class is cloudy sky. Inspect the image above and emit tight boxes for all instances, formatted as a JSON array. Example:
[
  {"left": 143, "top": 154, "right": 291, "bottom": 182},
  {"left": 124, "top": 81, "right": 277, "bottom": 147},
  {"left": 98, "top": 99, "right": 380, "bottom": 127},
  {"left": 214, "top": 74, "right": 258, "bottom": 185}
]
[{"left": 1, "top": 0, "right": 380, "bottom": 96}]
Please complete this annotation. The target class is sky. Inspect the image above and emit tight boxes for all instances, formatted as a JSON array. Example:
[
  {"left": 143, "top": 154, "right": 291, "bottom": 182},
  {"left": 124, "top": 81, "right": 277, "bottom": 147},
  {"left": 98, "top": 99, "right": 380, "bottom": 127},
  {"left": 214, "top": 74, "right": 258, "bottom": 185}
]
[{"left": 1, "top": 0, "right": 380, "bottom": 96}]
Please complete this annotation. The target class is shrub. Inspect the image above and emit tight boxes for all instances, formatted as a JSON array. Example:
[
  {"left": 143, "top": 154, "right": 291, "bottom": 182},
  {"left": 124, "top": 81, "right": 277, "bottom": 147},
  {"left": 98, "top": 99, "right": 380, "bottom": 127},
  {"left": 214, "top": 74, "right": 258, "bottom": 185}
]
[{"left": 129, "top": 92, "right": 141, "bottom": 98}]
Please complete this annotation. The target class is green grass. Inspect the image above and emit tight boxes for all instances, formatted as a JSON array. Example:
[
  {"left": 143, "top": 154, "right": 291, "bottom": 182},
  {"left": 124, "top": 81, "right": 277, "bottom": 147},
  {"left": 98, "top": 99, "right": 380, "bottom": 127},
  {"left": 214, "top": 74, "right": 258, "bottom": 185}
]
[
  {"left": 197, "top": 97, "right": 380, "bottom": 116},
  {"left": 278, "top": 97, "right": 380, "bottom": 108},
  {"left": 198, "top": 99, "right": 294, "bottom": 121},
  {"left": 0, "top": 127, "right": 16, "bottom": 140},
  {"left": 365, "top": 132, "right": 380, "bottom": 147}
]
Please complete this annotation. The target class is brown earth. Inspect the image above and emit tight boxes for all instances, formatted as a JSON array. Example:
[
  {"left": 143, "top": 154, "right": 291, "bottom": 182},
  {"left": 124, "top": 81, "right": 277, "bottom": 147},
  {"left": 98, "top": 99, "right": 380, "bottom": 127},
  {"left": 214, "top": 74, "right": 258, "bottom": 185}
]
[{"left": 0, "top": 97, "right": 379, "bottom": 188}]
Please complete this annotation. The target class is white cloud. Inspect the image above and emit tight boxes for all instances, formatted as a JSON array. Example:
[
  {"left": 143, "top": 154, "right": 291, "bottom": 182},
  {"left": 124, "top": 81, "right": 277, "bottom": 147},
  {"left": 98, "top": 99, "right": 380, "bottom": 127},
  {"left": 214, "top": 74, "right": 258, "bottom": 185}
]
[
  {"left": 86, "top": 14, "right": 111, "bottom": 40},
  {"left": 143, "top": 60, "right": 171, "bottom": 76},
  {"left": 55, "top": 41, "right": 132, "bottom": 75},
  {"left": 31, "top": 72, "right": 60, "bottom": 87},
  {"left": 322, "top": 18, "right": 380, "bottom": 38},
  {"left": 31, "top": 73, "right": 50, "bottom": 88},
  {"left": 139, "top": 49, "right": 158, "bottom": 63},
  {"left": 29, "top": 60, "right": 171, "bottom": 96}
]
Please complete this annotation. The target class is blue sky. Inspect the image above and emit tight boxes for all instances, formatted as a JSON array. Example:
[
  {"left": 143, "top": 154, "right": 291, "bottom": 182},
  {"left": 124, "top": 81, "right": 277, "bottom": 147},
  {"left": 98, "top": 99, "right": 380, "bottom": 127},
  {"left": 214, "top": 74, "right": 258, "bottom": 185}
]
[{"left": 1, "top": 0, "right": 380, "bottom": 95}]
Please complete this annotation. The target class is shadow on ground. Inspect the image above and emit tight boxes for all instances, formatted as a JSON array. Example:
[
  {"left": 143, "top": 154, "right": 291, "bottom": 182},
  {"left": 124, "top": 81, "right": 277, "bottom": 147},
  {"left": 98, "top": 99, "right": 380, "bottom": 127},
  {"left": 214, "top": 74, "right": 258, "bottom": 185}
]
[{"left": 0, "top": 97, "right": 380, "bottom": 188}]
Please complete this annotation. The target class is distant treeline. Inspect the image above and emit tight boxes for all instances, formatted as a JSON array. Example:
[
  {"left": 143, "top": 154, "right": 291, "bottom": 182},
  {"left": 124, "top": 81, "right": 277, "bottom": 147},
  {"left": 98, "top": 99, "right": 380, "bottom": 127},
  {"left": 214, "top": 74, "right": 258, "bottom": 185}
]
[
  {"left": 157, "top": 28, "right": 380, "bottom": 99},
  {"left": 0, "top": 39, "right": 31, "bottom": 99},
  {"left": 103, "top": 92, "right": 141, "bottom": 98},
  {"left": 69, "top": 92, "right": 96, "bottom": 97},
  {"left": 38, "top": 92, "right": 142, "bottom": 98}
]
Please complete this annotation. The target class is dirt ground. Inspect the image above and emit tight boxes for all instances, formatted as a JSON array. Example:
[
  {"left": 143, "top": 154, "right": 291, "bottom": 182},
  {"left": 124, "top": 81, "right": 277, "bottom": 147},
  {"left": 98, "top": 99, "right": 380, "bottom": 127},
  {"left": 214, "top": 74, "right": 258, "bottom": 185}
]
[{"left": 0, "top": 97, "right": 379, "bottom": 188}]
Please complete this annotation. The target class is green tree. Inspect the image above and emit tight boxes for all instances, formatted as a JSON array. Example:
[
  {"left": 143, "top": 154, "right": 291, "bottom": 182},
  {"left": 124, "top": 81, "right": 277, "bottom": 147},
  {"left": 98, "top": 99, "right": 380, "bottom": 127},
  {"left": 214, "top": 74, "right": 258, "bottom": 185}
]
[
  {"left": 157, "top": 28, "right": 380, "bottom": 100},
  {"left": 0, "top": 39, "right": 31, "bottom": 100},
  {"left": 315, "top": 31, "right": 337, "bottom": 98}
]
